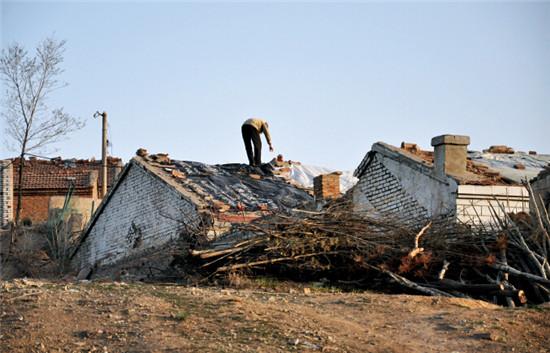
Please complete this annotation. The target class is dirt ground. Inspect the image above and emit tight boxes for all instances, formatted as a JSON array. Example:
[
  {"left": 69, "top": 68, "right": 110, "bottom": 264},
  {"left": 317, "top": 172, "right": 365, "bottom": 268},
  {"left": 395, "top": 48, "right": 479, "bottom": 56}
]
[{"left": 1, "top": 279, "right": 549, "bottom": 353}]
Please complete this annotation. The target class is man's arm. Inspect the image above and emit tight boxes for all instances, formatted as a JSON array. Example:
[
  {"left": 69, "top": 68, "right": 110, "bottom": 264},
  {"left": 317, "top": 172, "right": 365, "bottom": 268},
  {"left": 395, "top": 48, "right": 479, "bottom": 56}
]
[{"left": 262, "top": 122, "right": 274, "bottom": 151}]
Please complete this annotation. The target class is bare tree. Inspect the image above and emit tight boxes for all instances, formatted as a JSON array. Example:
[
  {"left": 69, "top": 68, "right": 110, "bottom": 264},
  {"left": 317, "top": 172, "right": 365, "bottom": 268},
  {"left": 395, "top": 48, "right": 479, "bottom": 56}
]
[{"left": 0, "top": 38, "right": 84, "bottom": 225}]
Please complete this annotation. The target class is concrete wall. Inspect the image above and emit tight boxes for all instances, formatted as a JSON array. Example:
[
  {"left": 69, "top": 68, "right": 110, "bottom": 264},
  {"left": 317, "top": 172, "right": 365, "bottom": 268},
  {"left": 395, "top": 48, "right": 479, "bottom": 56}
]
[
  {"left": 457, "top": 185, "right": 529, "bottom": 225},
  {"left": 353, "top": 152, "right": 457, "bottom": 224},
  {"left": 0, "top": 161, "right": 13, "bottom": 227},
  {"left": 48, "top": 196, "right": 100, "bottom": 227},
  {"left": 72, "top": 162, "right": 201, "bottom": 270}
]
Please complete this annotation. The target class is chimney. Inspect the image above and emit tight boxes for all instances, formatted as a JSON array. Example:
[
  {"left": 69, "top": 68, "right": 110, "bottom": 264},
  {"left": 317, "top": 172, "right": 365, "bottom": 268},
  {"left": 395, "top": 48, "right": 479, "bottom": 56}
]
[
  {"left": 431, "top": 134, "right": 470, "bottom": 176},
  {"left": 313, "top": 172, "right": 341, "bottom": 200}
]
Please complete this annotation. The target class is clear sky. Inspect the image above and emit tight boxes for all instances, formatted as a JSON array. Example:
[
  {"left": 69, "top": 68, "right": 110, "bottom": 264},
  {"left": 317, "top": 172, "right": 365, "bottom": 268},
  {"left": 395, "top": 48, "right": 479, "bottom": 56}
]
[{"left": 1, "top": 1, "right": 549, "bottom": 170}]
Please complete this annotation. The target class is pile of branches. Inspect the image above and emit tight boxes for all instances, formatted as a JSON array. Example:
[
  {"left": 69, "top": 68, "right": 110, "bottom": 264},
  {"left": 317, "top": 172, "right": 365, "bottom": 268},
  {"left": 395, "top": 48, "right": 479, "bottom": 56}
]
[{"left": 191, "top": 194, "right": 550, "bottom": 307}]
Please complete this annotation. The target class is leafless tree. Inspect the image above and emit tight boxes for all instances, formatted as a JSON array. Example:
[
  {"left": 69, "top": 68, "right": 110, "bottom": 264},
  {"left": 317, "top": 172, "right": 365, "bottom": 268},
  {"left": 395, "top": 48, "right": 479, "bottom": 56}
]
[{"left": 0, "top": 38, "right": 84, "bottom": 225}]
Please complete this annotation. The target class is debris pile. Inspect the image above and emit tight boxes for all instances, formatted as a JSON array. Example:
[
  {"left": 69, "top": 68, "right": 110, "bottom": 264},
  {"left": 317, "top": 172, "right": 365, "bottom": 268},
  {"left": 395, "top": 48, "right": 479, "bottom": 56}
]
[
  {"left": 191, "top": 192, "right": 550, "bottom": 306},
  {"left": 486, "top": 145, "right": 515, "bottom": 154}
]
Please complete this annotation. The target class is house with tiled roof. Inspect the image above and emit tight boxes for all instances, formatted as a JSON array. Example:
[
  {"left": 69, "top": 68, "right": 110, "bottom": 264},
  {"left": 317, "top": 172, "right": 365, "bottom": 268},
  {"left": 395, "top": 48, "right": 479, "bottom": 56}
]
[
  {"left": 70, "top": 150, "right": 313, "bottom": 277},
  {"left": 0, "top": 157, "right": 123, "bottom": 226},
  {"left": 353, "top": 134, "right": 550, "bottom": 225}
]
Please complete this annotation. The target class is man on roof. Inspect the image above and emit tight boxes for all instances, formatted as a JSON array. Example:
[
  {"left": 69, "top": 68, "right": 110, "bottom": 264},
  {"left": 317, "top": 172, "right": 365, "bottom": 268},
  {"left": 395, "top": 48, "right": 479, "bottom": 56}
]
[{"left": 241, "top": 118, "right": 274, "bottom": 167}]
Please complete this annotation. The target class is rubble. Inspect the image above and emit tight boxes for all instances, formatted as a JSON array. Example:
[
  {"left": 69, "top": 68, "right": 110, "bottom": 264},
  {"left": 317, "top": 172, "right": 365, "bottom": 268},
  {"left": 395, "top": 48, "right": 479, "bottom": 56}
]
[
  {"left": 486, "top": 145, "right": 515, "bottom": 154},
  {"left": 191, "top": 189, "right": 550, "bottom": 306}
]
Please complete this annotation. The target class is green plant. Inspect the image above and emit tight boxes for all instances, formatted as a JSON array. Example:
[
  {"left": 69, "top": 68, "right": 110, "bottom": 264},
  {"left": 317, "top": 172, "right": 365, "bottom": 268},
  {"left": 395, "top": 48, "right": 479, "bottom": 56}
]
[{"left": 46, "top": 184, "right": 78, "bottom": 273}]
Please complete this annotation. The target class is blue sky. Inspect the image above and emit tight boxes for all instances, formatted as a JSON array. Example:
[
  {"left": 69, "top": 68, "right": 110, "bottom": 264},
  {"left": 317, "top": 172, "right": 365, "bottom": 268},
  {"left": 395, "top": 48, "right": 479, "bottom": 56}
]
[{"left": 1, "top": 1, "right": 549, "bottom": 170}]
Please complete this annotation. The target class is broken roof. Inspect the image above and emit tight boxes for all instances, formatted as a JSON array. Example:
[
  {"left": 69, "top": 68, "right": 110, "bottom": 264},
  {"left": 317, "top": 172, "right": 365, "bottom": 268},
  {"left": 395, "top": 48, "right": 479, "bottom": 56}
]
[
  {"left": 355, "top": 142, "right": 550, "bottom": 186},
  {"left": 10, "top": 157, "right": 123, "bottom": 192},
  {"left": 86, "top": 152, "right": 313, "bottom": 228},
  {"left": 139, "top": 156, "right": 313, "bottom": 212}
]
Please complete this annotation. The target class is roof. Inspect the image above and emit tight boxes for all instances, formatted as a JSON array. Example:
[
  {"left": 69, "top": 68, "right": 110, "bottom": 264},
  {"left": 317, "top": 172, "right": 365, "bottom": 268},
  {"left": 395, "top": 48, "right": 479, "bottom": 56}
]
[
  {"left": 469, "top": 151, "right": 550, "bottom": 184},
  {"left": 354, "top": 141, "right": 550, "bottom": 186},
  {"left": 11, "top": 157, "right": 123, "bottom": 191},
  {"left": 84, "top": 152, "right": 314, "bottom": 234},
  {"left": 136, "top": 155, "right": 313, "bottom": 213}
]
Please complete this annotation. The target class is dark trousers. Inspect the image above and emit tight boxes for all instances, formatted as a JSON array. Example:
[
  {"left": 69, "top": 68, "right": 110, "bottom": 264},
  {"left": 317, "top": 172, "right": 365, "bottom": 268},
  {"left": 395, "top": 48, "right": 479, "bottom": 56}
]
[{"left": 241, "top": 124, "right": 262, "bottom": 166}]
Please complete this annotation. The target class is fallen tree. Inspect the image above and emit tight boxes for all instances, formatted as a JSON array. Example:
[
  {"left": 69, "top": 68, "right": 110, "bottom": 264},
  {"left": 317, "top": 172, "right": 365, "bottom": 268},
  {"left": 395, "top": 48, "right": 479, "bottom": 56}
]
[{"left": 189, "top": 192, "right": 550, "bottom": 307}]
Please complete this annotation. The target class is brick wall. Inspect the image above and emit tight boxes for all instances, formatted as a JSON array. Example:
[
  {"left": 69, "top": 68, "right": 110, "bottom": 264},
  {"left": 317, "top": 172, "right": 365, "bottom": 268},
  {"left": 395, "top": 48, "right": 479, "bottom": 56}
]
[
  {"left": 353, "top": 154, "right": 430, "bottom": 224},
  {"left": 0, "top": 161, "right": 13, "bottom": 227},
  {"left": 457, "top": 185, "right": 529, "bottom": 225},
  {"left": 313, "top": 173, "right": 341, "bottom": 200},
  {"left": 19, "top": 195, "right": 51, "bottom": 224},
  {"left": 72, "top": 161, "right": 201, "bottom": 270}
]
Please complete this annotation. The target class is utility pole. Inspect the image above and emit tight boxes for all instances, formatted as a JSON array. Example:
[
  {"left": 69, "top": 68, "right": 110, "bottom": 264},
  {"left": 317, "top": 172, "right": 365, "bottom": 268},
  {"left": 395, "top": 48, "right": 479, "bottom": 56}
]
[{"left": 94, "top": 111, "right": 108, "bottom": 198}]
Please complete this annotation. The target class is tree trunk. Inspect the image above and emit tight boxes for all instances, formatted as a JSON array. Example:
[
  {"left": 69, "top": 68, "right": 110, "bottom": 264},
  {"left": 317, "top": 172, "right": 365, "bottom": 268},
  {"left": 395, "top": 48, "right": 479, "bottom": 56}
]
[{"left": 14, "top": 152, "right": 25, "bottom": 226}]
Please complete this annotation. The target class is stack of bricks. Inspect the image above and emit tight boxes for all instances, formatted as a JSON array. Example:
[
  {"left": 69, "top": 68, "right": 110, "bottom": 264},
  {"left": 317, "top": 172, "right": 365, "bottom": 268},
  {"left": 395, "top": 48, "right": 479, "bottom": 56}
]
[{"left": 313, "top": 172, "right": 341, "bottom": 200}]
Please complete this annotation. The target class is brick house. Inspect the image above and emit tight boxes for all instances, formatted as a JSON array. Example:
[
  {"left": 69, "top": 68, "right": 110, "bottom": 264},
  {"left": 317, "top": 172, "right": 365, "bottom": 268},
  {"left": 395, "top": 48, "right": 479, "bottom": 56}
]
[
  {"left": 0, "top": 157, "right": 123, "bottom": 226},
  {"left": 353, "top": 135, "right": 550, "bottom": 225},
  {"left": 70, "top": 151, "right": 313, "bottom": 277}
]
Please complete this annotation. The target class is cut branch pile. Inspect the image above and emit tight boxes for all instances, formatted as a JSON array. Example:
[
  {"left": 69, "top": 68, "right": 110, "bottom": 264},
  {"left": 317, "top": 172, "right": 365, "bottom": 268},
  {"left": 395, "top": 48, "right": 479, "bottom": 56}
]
[{"left": 191, "top": 191, "right": 550, "bottom": 306}]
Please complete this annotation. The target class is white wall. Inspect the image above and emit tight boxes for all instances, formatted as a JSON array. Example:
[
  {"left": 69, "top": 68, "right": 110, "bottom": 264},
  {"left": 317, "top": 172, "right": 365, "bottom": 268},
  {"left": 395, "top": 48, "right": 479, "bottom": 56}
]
[
  {"left": 73, "top": 162, "right": 201, "bottom": 270},
  {"left": 457, "top": 185, "right": 529, "bottom": 225},
  {"left": 381, "top": 155, "right": 457, "bottom": 219},
  {"left": 0, "top": 161, "right": 13, "bottom": 227},
  {"left": 353, "top": 152, "right": 456, "bottom": 224}
]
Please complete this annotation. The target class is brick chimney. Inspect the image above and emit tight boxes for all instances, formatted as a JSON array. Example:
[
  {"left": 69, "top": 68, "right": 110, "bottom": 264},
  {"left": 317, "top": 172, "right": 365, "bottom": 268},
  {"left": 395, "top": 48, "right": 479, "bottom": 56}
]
[
  {"left": 313, "top": 172, "right": 341, "bottom": 200},
  {"left": 431, "top": 134, "right": 470, "bottom": 176}
]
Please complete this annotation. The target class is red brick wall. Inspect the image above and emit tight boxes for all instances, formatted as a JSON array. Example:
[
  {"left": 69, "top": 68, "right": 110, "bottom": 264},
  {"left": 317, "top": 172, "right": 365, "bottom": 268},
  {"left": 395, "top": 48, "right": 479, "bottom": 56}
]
[
  {"left": 313, "top": 173, "right": 341, "bottom": 200},
  {"left": 19, "top": 195, "right": 50, "bottom": 224}
]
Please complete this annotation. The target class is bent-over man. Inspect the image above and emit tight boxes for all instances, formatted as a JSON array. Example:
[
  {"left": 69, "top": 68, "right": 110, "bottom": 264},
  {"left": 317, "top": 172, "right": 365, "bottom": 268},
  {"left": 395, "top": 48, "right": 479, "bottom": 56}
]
[{"left": 241, "top": 118, "right": 274, "bottom": 166}]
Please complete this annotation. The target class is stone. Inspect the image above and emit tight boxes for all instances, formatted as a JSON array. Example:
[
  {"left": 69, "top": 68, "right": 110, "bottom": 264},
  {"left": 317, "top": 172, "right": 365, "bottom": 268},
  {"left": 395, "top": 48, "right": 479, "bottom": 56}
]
[
  {"left": 76, "top": 266, "right": 93, "bottom": 280},
  {"left": 136, "top": 148, "right": 148, "bottom": 157}
]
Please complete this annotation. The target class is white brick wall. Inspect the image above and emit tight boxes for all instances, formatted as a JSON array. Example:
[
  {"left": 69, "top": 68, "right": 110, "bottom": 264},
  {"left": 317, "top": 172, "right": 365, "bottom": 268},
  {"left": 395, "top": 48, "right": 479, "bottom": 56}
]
[
  {"left": 457, "top": 185, "right": 529, "bottom": 225},
  {"left": 72, "top": 161, "right": 201, "bottom": 269},
  {"left": 0, "top": 161, "right": 13, "bottom": 227},
  {"left": 353, "top": 154, "right": 435, "bottom": 224}
]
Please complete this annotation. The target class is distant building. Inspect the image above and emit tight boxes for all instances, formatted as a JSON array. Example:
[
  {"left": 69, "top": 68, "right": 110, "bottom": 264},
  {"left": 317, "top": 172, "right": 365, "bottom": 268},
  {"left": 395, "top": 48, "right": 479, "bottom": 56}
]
[
  {"left": 0, "top": 157, "right": 123, "bottom": 226},
  {"left": 353, "top": 135, "right": 550, "bottom": 225},
  {"left": 70, "top": 151, "right": 313, "bottom": 277}
]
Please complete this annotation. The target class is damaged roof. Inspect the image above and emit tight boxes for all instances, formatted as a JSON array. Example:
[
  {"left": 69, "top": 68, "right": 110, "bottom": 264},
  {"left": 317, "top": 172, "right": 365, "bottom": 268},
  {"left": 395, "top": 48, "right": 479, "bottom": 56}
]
[
  {"left": 10, "top": 157, "right": 123, "bottom": 192},
  {"left": 355, "top": 141, "right": 550, "bottom": 186},
  {"left": 136, "top": 155, "right": 313, "bottom": 213},
  {"left": 81, "top": 150, "right": 313, "bottom": 231}
]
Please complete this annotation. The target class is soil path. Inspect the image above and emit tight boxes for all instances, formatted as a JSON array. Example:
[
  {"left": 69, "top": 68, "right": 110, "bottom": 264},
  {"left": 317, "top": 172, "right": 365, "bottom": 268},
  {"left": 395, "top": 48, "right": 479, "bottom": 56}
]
[{"left": 1, "top": 280, "right": 549, "bottom": 353}]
